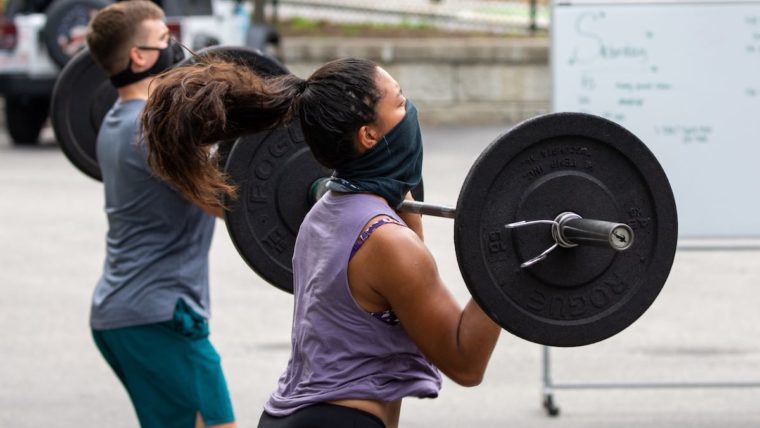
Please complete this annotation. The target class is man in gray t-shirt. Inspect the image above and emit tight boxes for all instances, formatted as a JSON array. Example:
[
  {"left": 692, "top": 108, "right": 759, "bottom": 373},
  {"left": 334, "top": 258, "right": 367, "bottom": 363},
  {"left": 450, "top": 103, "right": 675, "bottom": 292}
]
[
  {"left": 91, "top": 98, "right": 215, "bottom": 329},
  {"left": 85, "top": 2, "right": 236, "bottom": 427}
]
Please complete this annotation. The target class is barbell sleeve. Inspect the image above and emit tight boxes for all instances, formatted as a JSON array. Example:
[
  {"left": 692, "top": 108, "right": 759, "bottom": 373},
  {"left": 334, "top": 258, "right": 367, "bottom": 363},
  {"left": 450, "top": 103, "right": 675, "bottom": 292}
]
[{"left": 554, "top": 212, "right": 635, "bottom": 251}]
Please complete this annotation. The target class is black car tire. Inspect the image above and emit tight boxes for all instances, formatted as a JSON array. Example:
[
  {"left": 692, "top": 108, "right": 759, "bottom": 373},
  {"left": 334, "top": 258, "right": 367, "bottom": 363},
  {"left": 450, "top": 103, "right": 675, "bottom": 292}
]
[
  {"left": 42, "top": 0, "right": 112, "bottom": 67},
  {"left": 5, "top": 96, "right": 50, "bottom": 145}
]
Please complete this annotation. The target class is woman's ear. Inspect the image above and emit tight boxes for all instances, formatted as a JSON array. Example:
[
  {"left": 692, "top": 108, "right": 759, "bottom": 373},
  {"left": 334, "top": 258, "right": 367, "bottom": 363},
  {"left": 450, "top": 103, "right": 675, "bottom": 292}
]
[{"left": 356, "top": 124, "right": 380, "bottom": 152}]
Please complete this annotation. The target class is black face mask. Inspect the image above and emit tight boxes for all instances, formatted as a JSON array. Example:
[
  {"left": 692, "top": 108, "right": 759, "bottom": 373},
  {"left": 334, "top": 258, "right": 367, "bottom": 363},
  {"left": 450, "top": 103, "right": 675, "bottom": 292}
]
[
  {"left": 327, "top": 99, "right": 424, "bottom": 209},
  {"left": 110, "top": 38, "right": 184, "bottom": 88}
]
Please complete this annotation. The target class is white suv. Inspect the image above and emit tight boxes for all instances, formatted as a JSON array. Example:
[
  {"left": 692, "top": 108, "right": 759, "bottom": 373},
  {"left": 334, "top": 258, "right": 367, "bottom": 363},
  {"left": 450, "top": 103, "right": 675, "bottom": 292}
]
[{"left": 0, "top": 0, "right": 254, "bottom": 145}]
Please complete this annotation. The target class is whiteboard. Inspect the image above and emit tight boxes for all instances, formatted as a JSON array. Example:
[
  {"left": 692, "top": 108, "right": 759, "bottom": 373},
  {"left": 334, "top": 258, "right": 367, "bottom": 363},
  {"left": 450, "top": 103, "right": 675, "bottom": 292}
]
[{"left": 552, "top": 0, "right": 760, "bottom": 237}]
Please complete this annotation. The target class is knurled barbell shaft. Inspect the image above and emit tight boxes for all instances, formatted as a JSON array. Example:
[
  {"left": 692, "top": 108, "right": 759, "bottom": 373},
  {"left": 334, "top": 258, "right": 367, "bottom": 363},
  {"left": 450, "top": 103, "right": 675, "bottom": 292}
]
[
  {"left": 311, "top": 177, "right": 457, "bottom": 218},
  {"left": 398, "top": 200, "right": 456, "bottom": 219}
]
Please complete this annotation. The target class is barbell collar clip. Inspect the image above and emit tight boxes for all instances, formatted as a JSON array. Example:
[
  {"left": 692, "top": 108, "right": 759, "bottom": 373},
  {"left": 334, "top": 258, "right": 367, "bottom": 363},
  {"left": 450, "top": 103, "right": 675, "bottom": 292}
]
[{"left": 506, "top": 212, "right": 635, "bottom": 268}]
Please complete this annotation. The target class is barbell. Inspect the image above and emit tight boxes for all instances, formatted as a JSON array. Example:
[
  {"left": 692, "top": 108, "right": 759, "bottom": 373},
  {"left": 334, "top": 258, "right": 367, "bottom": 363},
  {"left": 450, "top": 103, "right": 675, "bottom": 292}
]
[{"left": 222, "top": 113, "right": 678, "bottom": 347}]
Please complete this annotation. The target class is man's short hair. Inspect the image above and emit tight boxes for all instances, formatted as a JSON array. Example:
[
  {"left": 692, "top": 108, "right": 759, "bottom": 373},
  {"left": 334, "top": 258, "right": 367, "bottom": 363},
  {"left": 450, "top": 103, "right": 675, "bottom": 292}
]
[{"left": 86, "top": 0, "right": 165, "bottom": 75}]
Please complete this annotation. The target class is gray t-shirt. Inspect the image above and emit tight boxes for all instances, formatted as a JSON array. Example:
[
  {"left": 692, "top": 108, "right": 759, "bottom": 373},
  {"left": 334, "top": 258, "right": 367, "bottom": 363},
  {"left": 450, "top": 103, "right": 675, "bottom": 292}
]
[{"left": 90, "top": 99, "right": 215, "bottom": 330}]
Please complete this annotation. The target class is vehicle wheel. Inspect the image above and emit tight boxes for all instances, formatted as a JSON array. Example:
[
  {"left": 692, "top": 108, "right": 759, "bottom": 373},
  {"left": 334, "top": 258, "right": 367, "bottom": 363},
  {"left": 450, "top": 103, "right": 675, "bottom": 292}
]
[
  {"left": 42, "top": 0, "right": 112, "bottom": 67},
  {"left": 5, "top": 96, "right": 50, "bottom": 145}
]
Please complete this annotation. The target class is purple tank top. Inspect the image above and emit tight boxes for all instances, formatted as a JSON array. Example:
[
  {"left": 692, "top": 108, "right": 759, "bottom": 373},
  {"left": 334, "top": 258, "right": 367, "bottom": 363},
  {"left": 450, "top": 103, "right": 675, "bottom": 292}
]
[{"left": 264, "top": 192, "right": 442, "bottom": 416}]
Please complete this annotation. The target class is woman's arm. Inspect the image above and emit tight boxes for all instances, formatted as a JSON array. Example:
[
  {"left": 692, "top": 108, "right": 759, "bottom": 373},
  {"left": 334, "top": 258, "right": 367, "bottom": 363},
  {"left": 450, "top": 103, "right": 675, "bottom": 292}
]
[{"left": 350, "top": 225, "right": 501, "bottom": 386}]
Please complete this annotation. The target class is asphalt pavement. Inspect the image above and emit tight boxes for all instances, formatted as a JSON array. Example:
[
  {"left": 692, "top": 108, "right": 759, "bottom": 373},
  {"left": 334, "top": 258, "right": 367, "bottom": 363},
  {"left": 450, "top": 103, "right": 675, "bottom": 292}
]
[{"left": 1, "top": 123, "right": 759, "bottom": 427}]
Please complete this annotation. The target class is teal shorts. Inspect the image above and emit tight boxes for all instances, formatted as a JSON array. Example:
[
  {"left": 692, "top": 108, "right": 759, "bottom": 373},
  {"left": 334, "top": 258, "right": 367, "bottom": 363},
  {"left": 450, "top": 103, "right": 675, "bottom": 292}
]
[{"left": 92, "top": 299, "right": 235, "bottom": 428}]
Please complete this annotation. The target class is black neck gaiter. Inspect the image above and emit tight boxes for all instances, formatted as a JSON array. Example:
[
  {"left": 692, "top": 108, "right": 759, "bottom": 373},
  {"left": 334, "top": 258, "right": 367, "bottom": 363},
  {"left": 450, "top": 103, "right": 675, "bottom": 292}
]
[
  {"left": 327, "top": 100, "right": 424, "bottom": 209},
  {"left": 110, "top": 39, "right": 184, "bottom": 88}
]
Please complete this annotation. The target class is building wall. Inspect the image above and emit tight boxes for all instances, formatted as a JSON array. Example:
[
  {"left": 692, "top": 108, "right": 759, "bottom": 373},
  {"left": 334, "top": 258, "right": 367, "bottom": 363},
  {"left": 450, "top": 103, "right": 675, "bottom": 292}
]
[{"left": 280, "top": 37, "right": 551, "bottom": 125}]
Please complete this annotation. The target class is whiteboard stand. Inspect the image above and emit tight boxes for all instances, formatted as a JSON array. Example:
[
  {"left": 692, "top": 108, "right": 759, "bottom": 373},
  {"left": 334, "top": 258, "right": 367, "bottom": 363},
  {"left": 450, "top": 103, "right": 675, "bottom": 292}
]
[
  {"left": 540, "top": 243, "right": 760, "bottom": 417},
  {"left": 541, "top": 344, "right": 760, "bottom": 417}
]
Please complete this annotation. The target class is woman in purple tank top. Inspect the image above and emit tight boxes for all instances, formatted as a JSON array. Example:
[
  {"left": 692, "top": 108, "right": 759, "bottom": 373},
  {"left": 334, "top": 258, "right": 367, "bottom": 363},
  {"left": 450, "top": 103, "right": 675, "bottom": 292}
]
[{"left": 141, "top": 57, "right": 502, "bottom": 428}]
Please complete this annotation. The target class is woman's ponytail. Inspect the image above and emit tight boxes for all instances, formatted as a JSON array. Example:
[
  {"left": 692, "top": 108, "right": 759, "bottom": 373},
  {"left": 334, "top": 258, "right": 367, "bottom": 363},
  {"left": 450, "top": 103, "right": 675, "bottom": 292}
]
[{"left": 142, "top": 59, "right": 305, "bottom": 208}]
